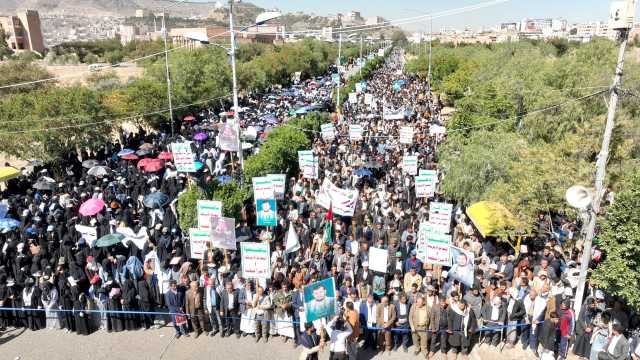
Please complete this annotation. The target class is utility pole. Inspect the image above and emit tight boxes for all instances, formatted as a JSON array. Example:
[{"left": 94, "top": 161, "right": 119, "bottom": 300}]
[
  {"left": 359, "top": 35, "right": 363, "bottom": 76},
  {"left": 336, "top": 32, "right": 342, "bottom": 114},
  {"left": 161, "top": 11, "right": 175, "bottom": 138},
  {"left": 428, "top": 15, "right": 433, "bottom": 93},
  {"left": 229, "top": 0, "right": 244, "bottom": 183},
  {"left": 572, "top": 3, "right": 633, "bottom": 316}
]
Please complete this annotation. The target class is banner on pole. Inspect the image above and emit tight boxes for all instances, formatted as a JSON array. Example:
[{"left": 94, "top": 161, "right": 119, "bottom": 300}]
[
  {"left": 349, "top": 124, "right": 363, "bottom": 141},
  {"left": 256, "top": 199, "right": 277, "bottom": 227},
  {"left": 298, "top": 150, "right": 318, "bottom": 179},
  {"left": 402, "top": 155, "right": 418, "bottom": 175},
  {"left": 189, "top": 228, "right": 211, "bottom": 259},
  {"left": 378, "top": 48, "right": 385, "bottom": 57},
  {"left": 219, "top": 122, "right": 240, "bottom": 152},
  {"left": 449, "top": 246, "right": 475, "bottom": 287},
  {"left": 429, "top": 202, "right": 453, "bottom": 233},
  {"left": 267, "top": 174, "right": 286, "bottom": 199},
  {"left": 252, "top": 176, "right": 275, "bottom": 200},
  {"left": 368, "top": 246, "right": 389, "bottom": 273},
  {"left": 316, "top": 178, "right": 359, "bottom": 217},
  {"left": 348, "top": 92, "right": 357, "bottom": 104},
  {"left": 241, "top": 242, "right": 271, "bottom": 279},
  {"left": 171, "top": 142, "right": 196, "bottom": 172},
  {"left": 364, "top": 93, "right": 373, "bottom": 105},
  {"left": 210, "top": 217, "right": 236, "bottom": 250},
  {"left": 399, "top": 126, "right": 414, "bottom": 144},
  {"left": 321, "top": 123, "right": 336, "bottom": 141},
  {"left": 197, "top": 200, "right": 222, "bottom": 230}
]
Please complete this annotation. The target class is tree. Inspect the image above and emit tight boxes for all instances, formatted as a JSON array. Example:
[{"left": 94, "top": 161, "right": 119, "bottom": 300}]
[
  {"left": 0, "top": 28, "right": 13, "bottom": 60},
  {"left": 0, "top": 60, "right": 53, "bottom": 95},
  {"left": 391, "top": 30, "right": 408, "bottom": 46},
  {"left": 591, "top": 172, "right": 640, "bottom": 308},
  {"left": 177, "top": 185, "right": 206, "bottom": 231},
  {"left": 0, "top": 86, "right": 112, "bottom": 161},
  {"left": 103, "top": 78, "right": 167, "bottom": 127},
  {"left": 208, "top": 181, "right": 251, "bottom": 220}
]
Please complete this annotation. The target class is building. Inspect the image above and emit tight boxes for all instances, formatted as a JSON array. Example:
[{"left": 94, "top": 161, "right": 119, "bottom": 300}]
[
  {"left": 365, "top": 16, "right": 385, "bottom": 26},
  {"left": 500, "top": 22, "right": 518, "bottom": 31},
  {"left": 135, "top": 9, "right": 148, "bottom": 18},
  {"left": 0, "top": 10, "right": 45, "bottom": 55},
  {"left": 576, "top": 21, "right": 615, "bottom": 39},
  {"left": 170, "top": 26, "right": 228, "bottom": 49},
  {"left": 320, "top": 26, "right": 333, "bottom": 41}
]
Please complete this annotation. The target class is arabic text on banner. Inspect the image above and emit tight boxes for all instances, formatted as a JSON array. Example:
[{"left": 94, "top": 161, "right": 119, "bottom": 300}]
[
  {"left": 316, "top": 178, "right": 359, "bottom": 217},
  {"left": 399, "top": 126, "right": 414, "bottom": 144},
  {"left": 252, "top": 176, "right": 275, "bottom": 200},
  {"left": 348, "top": 124, "right": 363, "bottom": 141},
  {"left": 197, "top": 200, "right": 222, "bottom": 230},
  {"left": 189, "top": 228, "right": 211, "bottom": 259},
  {"left": 402, "top": 155, "right": 418, "bottom": 175},
  {"left": 241, "top": 242, "right": 271, "bottom": 279},
  {"left": 267, "top": 174, "right": 286, "bottom": 199},
  {"left": 429, "top": 202, "right": 453, "bottom": 233},
  {"left": 171, "top": 142, "right": 196, "bottom": 172},
  {"left": 321, "top": 123, "right": 335, "bottom": 140}
]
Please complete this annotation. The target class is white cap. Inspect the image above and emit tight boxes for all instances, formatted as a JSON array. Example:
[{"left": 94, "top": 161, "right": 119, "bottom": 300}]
[{"left": 595, "top": 290, "right": 605, "bottom": 300}]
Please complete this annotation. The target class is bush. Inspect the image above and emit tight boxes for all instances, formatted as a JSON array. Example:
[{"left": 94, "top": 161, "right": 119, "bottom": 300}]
[
  {"left": 208, "top": 181, "right": 251, "bottom": 220},
  {"left": 177, "top": 185, "right": 206, "bottom": 231}
]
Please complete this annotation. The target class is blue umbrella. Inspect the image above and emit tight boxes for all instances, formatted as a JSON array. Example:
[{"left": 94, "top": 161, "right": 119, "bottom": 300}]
[
  {"left": 295, "top": 107, "right": 308, "bottom": 115},
  {"left": 194, "top": 161, "right": 204, "bottom": 171},
  {"left": 0, "top": 218, "right": 20, "bottom": 231},
  {"left": 117, "top": 149, "right": 135, "bottom": 157},
  {"left": 143, "top": 192, "right": 168, "bottom": 208},
  {"left": 216, "top": 175, "right": 233, "bottom": 185},
  {"left": 354, "top": 168, "right": 373, "bottom": 177},
  {"left": 261, "top": 114, "right": 278, "bottom": 125},
  {"left": 136, "top": 149, "right": 152, "bottom": 156}
]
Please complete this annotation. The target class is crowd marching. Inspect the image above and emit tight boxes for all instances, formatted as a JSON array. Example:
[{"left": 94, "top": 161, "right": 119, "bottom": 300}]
[{"left": 0, "top": 48, "right": 638, "bottom": 360}]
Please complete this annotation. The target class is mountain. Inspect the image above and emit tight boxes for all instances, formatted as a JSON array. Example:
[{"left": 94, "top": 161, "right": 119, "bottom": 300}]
[{"left": 0, "top": 0, "right": 240, "bottom": 17}]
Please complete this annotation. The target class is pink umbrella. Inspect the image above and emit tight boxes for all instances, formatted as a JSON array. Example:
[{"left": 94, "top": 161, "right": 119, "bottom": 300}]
[
  {"left": 121, "top": 153, "right": 139, "bottom": 160},
  {"left": 79, "top": 198, "right": 105, "bottom": 216},
  {"left": 157, "top": 151, "right": 173, "bottom": 160},
  {"left": 142, "top": 159, "right": 165, "bottom": 173},
  {"left": 137, "top": 158, "right": 154, "bottom": 169},
  {"left": 184, "top": 115, "right": 195, "bottom": 122}
]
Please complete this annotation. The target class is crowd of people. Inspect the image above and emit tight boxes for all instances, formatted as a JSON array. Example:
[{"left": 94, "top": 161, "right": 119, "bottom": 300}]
[{"left": 0, "top": 48, "right": 638, "bottom": 360}]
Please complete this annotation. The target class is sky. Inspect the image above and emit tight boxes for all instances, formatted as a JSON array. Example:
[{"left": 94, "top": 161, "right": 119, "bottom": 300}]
[{"left": 242, "top": 0, "right": 614, "bottom": 32}]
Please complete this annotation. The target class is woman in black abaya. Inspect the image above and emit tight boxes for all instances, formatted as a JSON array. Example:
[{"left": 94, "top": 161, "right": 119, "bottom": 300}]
[{"left": 71, "top": 286, "right": 90, "bottom": 335}]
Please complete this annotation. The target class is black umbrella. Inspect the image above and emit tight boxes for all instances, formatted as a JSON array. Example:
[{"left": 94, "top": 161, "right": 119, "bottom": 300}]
[
  {"left": 143, "top": 192, "right": 169, "bottom": 208},
  {"left": 82, "top": 160, "right": 101, "bottom": 169},
  {"left": 33, "top": 176, "right": 56, "bottom": 191}
]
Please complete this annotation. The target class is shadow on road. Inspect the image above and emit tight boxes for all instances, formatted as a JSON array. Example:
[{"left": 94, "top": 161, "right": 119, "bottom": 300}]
[{"left": 0, "top": 327, "right": 27, "bottom": 346}]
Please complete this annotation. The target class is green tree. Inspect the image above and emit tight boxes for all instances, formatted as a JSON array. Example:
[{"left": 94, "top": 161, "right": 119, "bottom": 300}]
[
  {"left": 208, "top": 181, "right": 251, "bottom": 220},
  {"left": 103, "top": 77, "right": 167, "bottom": 127},
  {"left": 0, "top": 60, "right": 53, "bottom": 95},
  {"left": 591, "top": 172, "right": 640, "bottom": 308},
  {"left": 177, "top": 185, "right": 206, "bottom": 231}
]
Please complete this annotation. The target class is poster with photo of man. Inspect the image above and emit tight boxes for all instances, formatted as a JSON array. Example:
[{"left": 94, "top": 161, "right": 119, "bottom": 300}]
[
  {"left": 256, "top": 198, "right": 277, "bottom": 227},
  {"left": 448, "top": 246, "right": 475, "bottom": 287},
  {"left": 304, "top": 277, "right": 336, "bottom": 322}
]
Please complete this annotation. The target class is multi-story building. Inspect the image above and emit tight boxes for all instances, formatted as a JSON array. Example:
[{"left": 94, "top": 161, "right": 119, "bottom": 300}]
[
  {"left": 576, "top": 21, "right": 615, "bottom": 39},
  {"left": 0, "top": 10, "right": 45, "bottom": 55},
  {"left": 365, "top": 16, "right": 385, "bottom": 26}
]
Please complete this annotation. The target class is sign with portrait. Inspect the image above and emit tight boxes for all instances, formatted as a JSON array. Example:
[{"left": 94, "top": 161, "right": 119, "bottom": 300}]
[{"left": 304, "top": 277, "right": 337, "bottom": 323}]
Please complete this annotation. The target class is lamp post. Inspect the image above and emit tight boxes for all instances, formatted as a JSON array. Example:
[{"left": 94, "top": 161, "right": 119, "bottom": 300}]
[
  {"left": 159, "top": 1, "right": 185, "bottom": 138},
  {"left": 186, "top": 4, "right": 281, "bottom": 185}
]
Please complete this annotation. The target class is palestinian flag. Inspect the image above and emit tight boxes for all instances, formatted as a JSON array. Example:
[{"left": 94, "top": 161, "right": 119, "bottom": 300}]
[{"left": 323, "top": 204, "right": 333, "bottom": 244}]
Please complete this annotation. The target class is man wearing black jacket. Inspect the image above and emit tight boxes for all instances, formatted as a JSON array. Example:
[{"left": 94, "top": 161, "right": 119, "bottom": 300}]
[
  {"left": 220, "top": 281, "right": 240, "bottom": 337},
  {"left": 538, "top": 311, "right": 559, "bottom": 359},
  {"left": 505, "top": 288, "right": 526, "bottom": 348}
]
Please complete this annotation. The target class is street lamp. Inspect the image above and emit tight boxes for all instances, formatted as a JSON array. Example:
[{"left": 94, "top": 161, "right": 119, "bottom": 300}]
[{"left": 186, "top": 4, "right": 281, "bottom": 185}]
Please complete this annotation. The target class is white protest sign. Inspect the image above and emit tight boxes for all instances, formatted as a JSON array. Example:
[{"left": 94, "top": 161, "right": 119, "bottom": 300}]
[
  {"left": 197, "top": 200, "right": 222, "bottom": 230},
  {"left": 378, "top": 48, "right": 385, "bottom": 57},
  {"left": 430, "top": 124, "right": 447, "bottom": 136},
  {"left": 189, "top": 228, "right": 211, "bottom": 259},
  {"left": 415, "top": 175, "right": 434, "bottom": 198},
  {"left": 425, "top": 233, "right": 452, "bottom": 266},
  {"left": 241, "top": 242, "right": 271, "bottom": 279},
  {"left": 75, "top": 224, "right": 97, "bottom": 247},
  {"left": 267, "top": 174, "right": 286, "bottom": 199},
  {"left": 171, "top": 142, "right": 196, "bottom": 172},
  {"left": 402, "top": 155, "right": 418, "bottom": 175},
  {"left": 321, "top": 123, "right": 336, "bottom": 141},
  {"left": 399, "top": 126, "right": 414, "bottom": 144},
  {"left": 348, "top": 92, "right": 357, "bottom": 104},
  {"left": 349, "top": 124, "right": 363, "bottom": 141},
  {"left": 316, "top": 178, "right": 359, "bottom": 216},
  {"left": 116, "top": 226, "right": 149, "bottom": 249},
  {"left": 429, "top": 202, "right": 453, "bottom": 233},
  {"left": 368, "top": 246, "right": 388, "bottom": 273},
  {"left": 252, "top": 176, "right": 275, "bottom": 200},
  {"left": 219, "top": 122, "right": 239, "bottom": 151},
  {"left": 298, "top": 150, "right": 318, "bottom": 179},
  {"left": 364, "top": 93, "right": 373, "bottom": 105}
]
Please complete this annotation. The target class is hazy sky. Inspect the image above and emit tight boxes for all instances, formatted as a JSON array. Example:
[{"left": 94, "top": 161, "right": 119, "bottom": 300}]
[{"left": 244, "top": 0, "right": 614, "bottom": 31}]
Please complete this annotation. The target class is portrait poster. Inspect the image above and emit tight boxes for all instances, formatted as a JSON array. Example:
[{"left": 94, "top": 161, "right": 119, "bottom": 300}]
[
  {"left": 210, "top": 217, "right": 236, "bottom": 250},
  {"left": 304, "top": 277, "right": 337, "bottom": 323},
  {"left": 256, "top": 199, "right": 277, "bottom": 227},
  {"left": 448, "top": 246, "right": 475, "bottom": 287}
]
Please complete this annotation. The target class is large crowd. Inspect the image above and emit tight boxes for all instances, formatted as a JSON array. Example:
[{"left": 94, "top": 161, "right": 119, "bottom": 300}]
[{"left": 0, "top": 48, "right": 638, "bottom": 360}]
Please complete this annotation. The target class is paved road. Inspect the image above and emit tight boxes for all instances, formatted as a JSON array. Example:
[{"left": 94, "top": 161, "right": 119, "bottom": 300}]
[{"left": 0, "top": 325, "right": 569, "bottom": 360}]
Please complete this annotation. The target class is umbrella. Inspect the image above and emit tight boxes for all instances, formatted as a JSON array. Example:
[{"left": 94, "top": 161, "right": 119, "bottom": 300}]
[
  {"left": 79, "top": 198, "right": 105, "bottom": 216},
  {"left": 121, "top": 153, "right": 139, "bottom": 160},
  {"left": 193, "top": 132, "right": 208, "bottom": 141},
  {"left": 136, "top": 149, "right": 152, "bottom": 156},
  {"left": 0, "top": 218, "right": 20, "bottom": 231},
  {"left": 364, "top": 161, "right": 383, "bottom": 169},
  {"left": 137, "top": 158, "right": 154, "bottom": 169},
  {"left": 82, "top": 160, "right": 100, "bottom": 169},
  {"left": 0, "top": 167, "right": 21, "bottom": 182},
  {"left": 117, "top": 149, "right": 135, "bottom": 157},
  {"left": 194, "top": 161, "right": 204, "bottom": 171},
  {"left": 295, "top": 108, "right": 308, "bottom": 115},
  {"left": 143, "top": 192, "right": 169, "bottom": 208},
  {"left": 33, "top": 176, "right": 56, "bottom": 191},
  {"left": 216, "top": 175, "right": 233, "bottom": 185},
  {"left": 95, "top": 233, "right": 125, "bottom": 248},
  {"left": 142, "top": 159, "right": 165, "bottom": 173},
  {"left": 354, "top": 168, "right": 373, "bottom": 177},
  {"left": 138, "top": 143, "right": 154, "bottom": 151},
  {"left": 201, "top": 124, "right": 217, "bottom": 131},
  {"left": 219, "top": 111, "right": 234, "bottom": 117},
  {"left": 157, "top": 151, "right": 173, "bottom": 160},
  {"left": 261, "top": 114, "right": 278, "bottom": 125},
  {"left": 183, "top": 115, "right": 196, "bottom": 122},
  {"left": 87, "top": 166, "right": 111, "bottom": 177}
]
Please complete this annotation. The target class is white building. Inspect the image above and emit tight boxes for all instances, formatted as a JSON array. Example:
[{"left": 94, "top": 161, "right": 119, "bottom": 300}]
[{"left": 576, "top": 21, "right": 615, "bottom": 39}]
